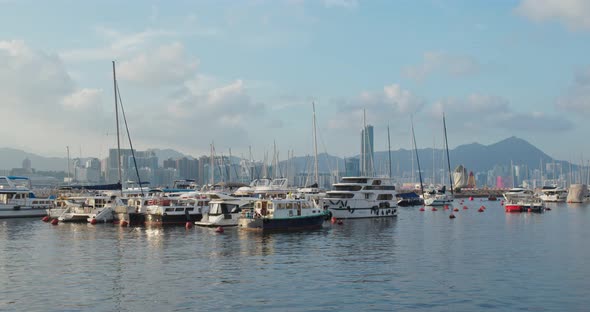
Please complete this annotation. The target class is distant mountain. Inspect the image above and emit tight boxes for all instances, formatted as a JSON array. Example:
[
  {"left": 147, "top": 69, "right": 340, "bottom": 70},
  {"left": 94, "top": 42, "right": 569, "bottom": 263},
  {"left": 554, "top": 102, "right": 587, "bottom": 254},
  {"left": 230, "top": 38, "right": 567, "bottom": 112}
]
[
  {"left": 0, "top": 148, "right": 67, "bottom": 171},
  {"left": 371, "top": 136, "right": 562, "bottom": 176}
]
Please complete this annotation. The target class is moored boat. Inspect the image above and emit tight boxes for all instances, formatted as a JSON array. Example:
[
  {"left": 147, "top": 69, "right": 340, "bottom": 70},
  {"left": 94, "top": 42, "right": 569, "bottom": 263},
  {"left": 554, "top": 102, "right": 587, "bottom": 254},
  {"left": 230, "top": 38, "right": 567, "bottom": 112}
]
[
  {"left": 144, "top": 196, "right": 209, "bottom": 226},
  {"left": 321, "top": 177, "right": 398, "bottom": 219},
  {"left": 196, "top": 193, "right": 256, "bottom": 227},
  {"left": 239, "top": 198, "right": 327, "bottom": 231},
  {"left": 0, "top": 176, "right": 53, "bottom": 219},
  {"left": 538, "top": 186, "right": 567, "bottom": 202}
]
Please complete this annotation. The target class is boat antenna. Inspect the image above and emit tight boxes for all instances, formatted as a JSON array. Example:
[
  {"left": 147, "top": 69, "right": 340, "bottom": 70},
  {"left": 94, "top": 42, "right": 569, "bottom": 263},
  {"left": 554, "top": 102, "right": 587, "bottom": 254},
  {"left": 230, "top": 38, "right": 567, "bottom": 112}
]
[
  {"left": 112, "top": 61, "right": 123, "bottom": 196},
  {"left": 443, "top": 113, "right": 454, "bottom": 197},
  {"left": 411, "top": 116, "right": 424, "bottom": 196},
  {"left": 116, "top": 80, "right": 144, "bottom": 197}
]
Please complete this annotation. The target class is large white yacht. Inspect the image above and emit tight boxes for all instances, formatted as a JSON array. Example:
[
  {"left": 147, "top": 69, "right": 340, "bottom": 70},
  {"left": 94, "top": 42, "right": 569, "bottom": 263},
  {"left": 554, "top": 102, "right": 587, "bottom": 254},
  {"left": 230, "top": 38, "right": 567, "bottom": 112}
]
[
  {"left": 0, "top": 176, "right": 53, "bottom": 218},
  {"left": 538, "top": 186, "right": 568, "bottom": 202},
  {"left": 321, "top": 177, "right": 397, "bottom": 219}
]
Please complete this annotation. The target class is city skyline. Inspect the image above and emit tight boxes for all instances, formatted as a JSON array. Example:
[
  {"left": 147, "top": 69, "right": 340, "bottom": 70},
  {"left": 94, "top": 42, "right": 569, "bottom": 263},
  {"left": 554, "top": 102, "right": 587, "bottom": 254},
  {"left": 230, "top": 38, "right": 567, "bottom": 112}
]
[{"left": 1, "top": 1, "right": 589, "bottom": 161}]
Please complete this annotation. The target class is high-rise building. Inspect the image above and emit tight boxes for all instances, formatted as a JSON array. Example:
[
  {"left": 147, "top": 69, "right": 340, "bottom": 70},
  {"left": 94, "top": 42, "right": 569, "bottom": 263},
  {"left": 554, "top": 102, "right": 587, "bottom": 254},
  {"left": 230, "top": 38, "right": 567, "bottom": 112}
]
[
  {"left": 360, "top": 125, "right": 374, "bottom": 176},
  {"left": 345, "top": 157, "right": 360, "bottom": 177}
]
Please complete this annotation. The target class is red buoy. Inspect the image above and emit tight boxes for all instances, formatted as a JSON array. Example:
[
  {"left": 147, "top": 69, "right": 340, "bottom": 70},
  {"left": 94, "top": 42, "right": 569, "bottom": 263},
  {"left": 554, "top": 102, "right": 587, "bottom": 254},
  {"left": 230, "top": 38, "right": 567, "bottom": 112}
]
[
  {"left": 215, "top": 226, "right": 224, "bottom": 233},
  {"left": 120, "top": 220, "right": 128, "bottom": 227},
  {"left": 463, "top": 206, "right": 468, "bottom": 210},
  {"left": 527, "top": 208, "right": 532, "bottom": 212},
  {"left": 478, "top": 208, "right": 484, "bottom": 212},
  {"left": 42, "top": 216, "right": 50, "bottom": 222},
  {"left": 453, "top": 208, "right": 459, "bottom": 212},
  {"left": 51, "top": 218, "right": 59, "bottom": 225},
  {"left": 331, "top": 217, "right": 338, "bottom": 223},
  {"left": 444, "top": 204, "right": 449, "bottom": 210},
  {"left": 90, "top": 218, "right": 98, "bottom": 225},
  {"left": 480, "top": 205, "right": 486, "bottom": 210},
  {"left": 449, "top": 214, "right": 456, "bottom": 219},
  {"left": 337, "top": 220, "right": 343, "bottom": 225},
  {"left": 185, "top": 222, "right": 193, "bottom": 229},
  {"left": 469, "top": 197, "right": 474, "bottom": 201},
  {"left": 432, "top": 207, "right": 438, "bottom": 211},
  {"left": 419, "top": 207, "right": 425, "bottom": 212}
]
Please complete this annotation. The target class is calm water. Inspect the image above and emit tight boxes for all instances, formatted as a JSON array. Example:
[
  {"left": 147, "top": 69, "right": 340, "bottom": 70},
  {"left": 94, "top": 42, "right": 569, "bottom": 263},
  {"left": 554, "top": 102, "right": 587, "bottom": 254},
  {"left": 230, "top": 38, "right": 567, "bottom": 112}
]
[{"left": 1, "top": 200, "right": 589, "bottom": 311}]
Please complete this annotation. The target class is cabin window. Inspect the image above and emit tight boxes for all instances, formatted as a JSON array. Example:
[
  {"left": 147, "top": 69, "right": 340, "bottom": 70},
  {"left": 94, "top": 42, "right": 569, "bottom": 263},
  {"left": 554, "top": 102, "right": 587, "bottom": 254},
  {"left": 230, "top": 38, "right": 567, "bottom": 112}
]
[
  {"left": 364, "top": 185, "right": 396, "bottom": 190},
  {"left": 175, "top": 208, "right": 184, "bottom": 212},
  {"left": 372, "top": 180, "right": 382, "bottom": 186},
  {"left": 364, "top": 193, "right": 371, "bottom": 199},
  {"left": 377, "top": 194, "right": 393, "bottom": 200},
  {"left": 186, "top": 207, "right": 194, "bottom": 211},
  {"left": 342, "top": 178, "right": 367, "bottom": 183},
  {"left": 286, "top": 203, "right": 293, "bottom": 209},
  {"left": 333, "top": 185, "right": 362, "bottom": 191},
  {"left": 165, "top": 208, "right": 174, "bottom": 212},
  {"left": 327, "top": 193, "right": 354, "bottom": 199}
]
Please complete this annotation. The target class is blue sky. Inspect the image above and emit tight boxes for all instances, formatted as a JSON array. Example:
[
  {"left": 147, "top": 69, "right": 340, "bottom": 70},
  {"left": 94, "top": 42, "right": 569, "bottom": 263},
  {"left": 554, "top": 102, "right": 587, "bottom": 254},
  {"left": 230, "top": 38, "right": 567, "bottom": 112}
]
[{"left": 1, "top": 0, "right": 589, "bottom": 162}]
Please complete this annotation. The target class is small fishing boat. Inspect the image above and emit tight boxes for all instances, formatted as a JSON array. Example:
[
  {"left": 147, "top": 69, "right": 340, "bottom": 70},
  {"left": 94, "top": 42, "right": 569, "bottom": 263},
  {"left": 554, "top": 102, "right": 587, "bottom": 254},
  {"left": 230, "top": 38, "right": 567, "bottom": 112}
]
[
  {"left": 144, "top": 196, "right": 209, "bottom": 225},
  {"left": 239, "top": 198, "right": 327, "bottom": 231}
]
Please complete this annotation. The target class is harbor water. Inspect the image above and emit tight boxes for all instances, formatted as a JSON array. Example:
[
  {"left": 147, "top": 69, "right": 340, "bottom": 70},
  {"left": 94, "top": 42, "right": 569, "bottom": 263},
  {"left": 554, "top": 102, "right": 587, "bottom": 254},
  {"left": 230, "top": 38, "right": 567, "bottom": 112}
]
[{"left": 1, "top": 200, "right": 589, "bottom": 311}]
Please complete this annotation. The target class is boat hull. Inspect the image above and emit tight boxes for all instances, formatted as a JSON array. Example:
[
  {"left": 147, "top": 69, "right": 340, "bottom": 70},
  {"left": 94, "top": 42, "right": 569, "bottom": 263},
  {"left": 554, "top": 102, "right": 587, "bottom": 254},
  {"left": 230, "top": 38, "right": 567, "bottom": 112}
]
[
  {"left": 0, "top": 207, "right": 47, "bottom": 219},
  {"left": 144, "top": 213, "right": 202, "bottom": 225},
  {"left": 328, "top": 206, "right": 397, "bottom": 219},
  {"left": 505, "top": 204, "right": 544, "bottom": 213},
  {"left": 239, "top": 215, "right": 325, "bottom": 231}
]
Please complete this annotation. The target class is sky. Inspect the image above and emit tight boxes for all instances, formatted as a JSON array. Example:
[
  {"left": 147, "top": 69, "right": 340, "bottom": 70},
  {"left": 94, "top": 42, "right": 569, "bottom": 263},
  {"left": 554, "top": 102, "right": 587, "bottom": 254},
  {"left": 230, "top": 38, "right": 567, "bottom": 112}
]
[{"left": 1, "top": 0, "right": 589, "bottom": 162}]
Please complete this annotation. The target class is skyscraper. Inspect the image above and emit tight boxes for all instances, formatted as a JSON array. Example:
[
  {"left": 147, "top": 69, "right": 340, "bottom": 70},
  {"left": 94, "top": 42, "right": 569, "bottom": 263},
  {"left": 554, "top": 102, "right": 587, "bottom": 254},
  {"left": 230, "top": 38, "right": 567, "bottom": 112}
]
[{"left": 360, "top": 125, "right": 374, "bottom": 176}]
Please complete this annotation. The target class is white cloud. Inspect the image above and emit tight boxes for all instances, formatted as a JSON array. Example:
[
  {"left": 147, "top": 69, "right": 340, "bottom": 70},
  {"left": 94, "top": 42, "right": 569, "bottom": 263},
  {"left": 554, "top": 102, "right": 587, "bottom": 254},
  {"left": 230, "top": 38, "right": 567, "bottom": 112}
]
[
  {"left": 404, "top": 51, "right": 480, "bottom": 81},
  {"left": 118, "top": 42, "right": 198, "bottom": 86},
  {"left": 516, "top": 0, "right": 590, "bottom": 30},
  {"left": 62, "top": 88, "right": 103, "bottom": 111},
  {"left": 556, "top": 66, "right": 590, "bottom": 114},
  {"left": 324, "top": 0, "right": 358, "bottom": 9},
  {"left": 327, "top": 84, "right": 425, "bottom": 130},
  {"left": 429, "top": 93, "right": 572, "bottom": 133}
]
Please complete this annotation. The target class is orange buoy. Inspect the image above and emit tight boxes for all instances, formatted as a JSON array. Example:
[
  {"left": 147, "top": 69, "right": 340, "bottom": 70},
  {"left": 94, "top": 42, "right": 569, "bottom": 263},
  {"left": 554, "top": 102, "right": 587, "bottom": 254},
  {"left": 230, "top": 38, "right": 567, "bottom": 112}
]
[
  {"left": 453, "top": 208, "right": 459, "bottom": 212},
  {"left": 185, "top": 222, "right": 193, "bottom": 229},
  {"left": 419, "top": 207, "right": 425, "bottom": 211},
  {"left": 449, "top": 214, "right": 456, "bottom": 219},
  {"left": 90, "top": 218, "right": 97, "bottom": 225},
  {"left": 215, "top": 226, "right": 224, "bottom": 233},
  {"left": 331, "top": 217, "right": 337, "bottom": 223},
  {"left": 42, "top": 216, "right": 50, "bottom": 222},
  {"left": 120, "top": 220, "right": 128, "bottom": 227},
  {"left": 51, "top": 218, "right": 59, "bottom": 225}
]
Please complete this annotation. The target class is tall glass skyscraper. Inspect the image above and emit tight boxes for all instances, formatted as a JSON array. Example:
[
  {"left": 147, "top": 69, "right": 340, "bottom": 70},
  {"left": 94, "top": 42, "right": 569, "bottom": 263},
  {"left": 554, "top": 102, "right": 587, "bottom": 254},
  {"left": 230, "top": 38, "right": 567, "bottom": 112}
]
[{"left": 360, "top": 125, "right": 374, "bottom": 176}]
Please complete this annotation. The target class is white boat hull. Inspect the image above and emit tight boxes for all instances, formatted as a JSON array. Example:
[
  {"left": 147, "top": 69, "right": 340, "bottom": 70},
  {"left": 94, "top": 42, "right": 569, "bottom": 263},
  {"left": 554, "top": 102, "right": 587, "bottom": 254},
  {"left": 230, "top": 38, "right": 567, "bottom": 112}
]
[
  {"left": 195, "top": 213, "right": 240, "bottom": 227},
  {"left": 0, "top": 206, "right": 47, "bottom": 218},
  {"left": 424, "top": 197, "right": 453, "bottom": 206}
]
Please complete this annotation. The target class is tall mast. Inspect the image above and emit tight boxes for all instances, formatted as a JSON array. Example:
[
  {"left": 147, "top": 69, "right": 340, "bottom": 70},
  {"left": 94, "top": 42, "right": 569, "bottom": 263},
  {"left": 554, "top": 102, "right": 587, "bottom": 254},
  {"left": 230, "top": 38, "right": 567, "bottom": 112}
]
[
  {"left": 443, "top": 113, "right": 453, "bottom": 197},
  {"left": 66, "top": 146, "right": 71, "bottom": 183},
  {"left": 112, "top": 61, "right": 123, "bottom": 196},
  {"left": 411, "top": 117, "right": 424, "bottom": 196},
  {"left": 312, "top": 102, "right": 319, "bottom": 185},
  {"left": 210, "top": 142, "right": 214, "bottom": 185},
  {"left": 387, "top": 124, "right": 392, "bottom": 179}
]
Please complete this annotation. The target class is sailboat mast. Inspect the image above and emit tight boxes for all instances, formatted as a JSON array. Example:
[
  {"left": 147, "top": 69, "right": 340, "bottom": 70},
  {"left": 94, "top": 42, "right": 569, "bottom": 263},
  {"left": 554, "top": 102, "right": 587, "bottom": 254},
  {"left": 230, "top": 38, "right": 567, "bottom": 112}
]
[
  {"left": 112, "top": 61, "right": 123, "bottom": 195},
  {"left": 387, "top": 124, "right": 392, "bottom": 179},
  {"left": 411, "top": 117, "right": 424, "bottom": 196},
  {"left": 443, "top": 113, "right": 453, "bottom": 197},
  {"left": 312, "top": 102, "right": 319, "bottom": 185},
  {"left": 66, "top": 146, "right": 71, "bottom": 183}
]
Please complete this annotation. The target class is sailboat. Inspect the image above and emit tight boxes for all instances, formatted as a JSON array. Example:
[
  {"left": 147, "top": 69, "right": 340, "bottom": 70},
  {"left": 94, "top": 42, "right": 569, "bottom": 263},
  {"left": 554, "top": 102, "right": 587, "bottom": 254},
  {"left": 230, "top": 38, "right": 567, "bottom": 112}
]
[
  {"left": 423, "top": 113, "right": 454, "bottom": 206},
  {"left": 398, "top": 117, "right": 425, "bottom": 207}
]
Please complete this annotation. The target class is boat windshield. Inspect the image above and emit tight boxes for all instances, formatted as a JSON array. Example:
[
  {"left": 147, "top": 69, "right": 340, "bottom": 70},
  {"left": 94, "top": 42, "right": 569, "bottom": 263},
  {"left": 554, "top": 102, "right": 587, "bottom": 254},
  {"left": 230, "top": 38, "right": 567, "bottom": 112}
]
[
  {"left": 326, "top": 193, "right": 354, "bottom": 199},
  {"left": 340, "top": 178, "right": 367, "bottom": 184}
]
